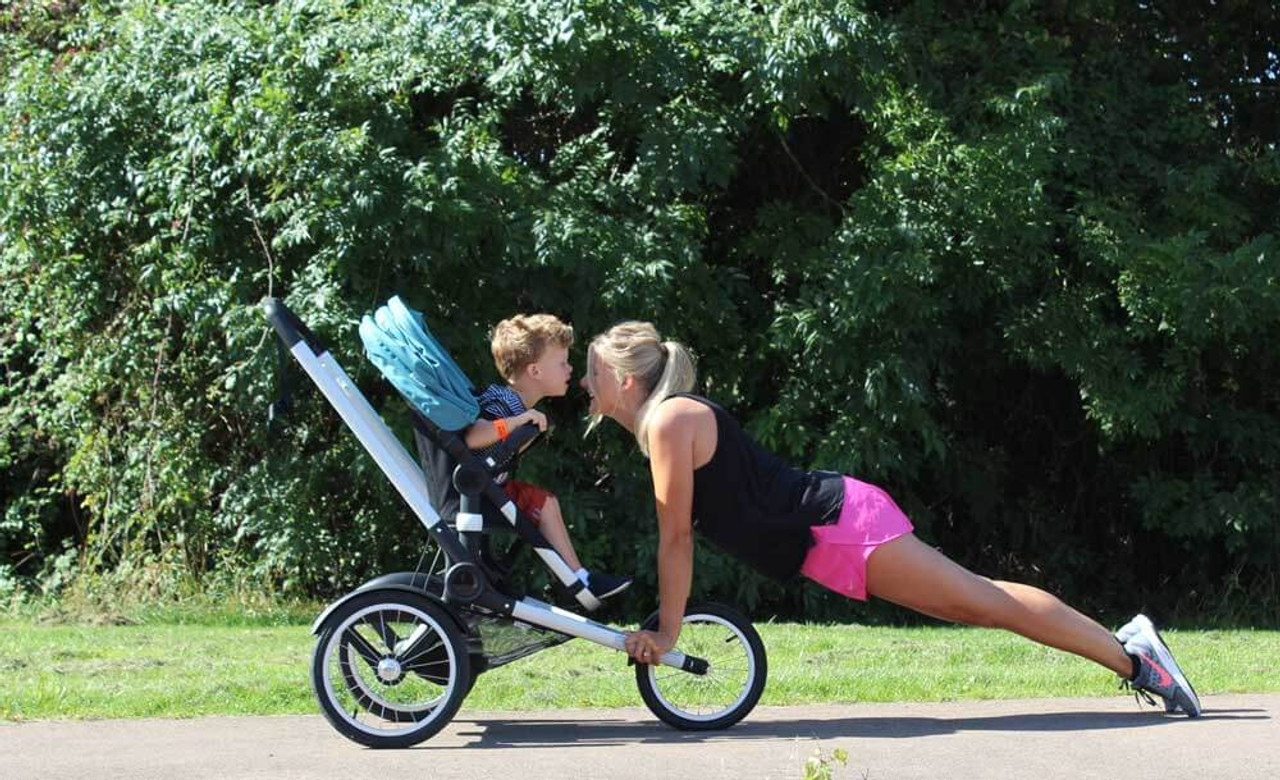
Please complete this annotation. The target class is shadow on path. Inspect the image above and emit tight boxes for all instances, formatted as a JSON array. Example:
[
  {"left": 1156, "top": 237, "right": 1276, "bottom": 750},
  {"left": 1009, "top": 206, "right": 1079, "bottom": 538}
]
[{"left": 431, "top": 708, "right": 1269, "bottom": 750}]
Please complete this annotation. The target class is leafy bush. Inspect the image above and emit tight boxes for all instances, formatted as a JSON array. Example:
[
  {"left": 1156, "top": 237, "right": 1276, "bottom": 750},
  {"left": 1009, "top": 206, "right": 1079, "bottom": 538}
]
[{"left": 2, "top": 0, "right": 1277, "bottom": 622}]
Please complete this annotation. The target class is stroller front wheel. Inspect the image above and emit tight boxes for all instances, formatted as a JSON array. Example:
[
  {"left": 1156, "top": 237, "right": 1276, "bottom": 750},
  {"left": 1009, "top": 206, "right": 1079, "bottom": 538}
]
[
  {"left": 634, "top": 602, "right": 767, "bottom": 730},
  {"left": 311, "top": 591, "right": 471, "bottom": 748}
]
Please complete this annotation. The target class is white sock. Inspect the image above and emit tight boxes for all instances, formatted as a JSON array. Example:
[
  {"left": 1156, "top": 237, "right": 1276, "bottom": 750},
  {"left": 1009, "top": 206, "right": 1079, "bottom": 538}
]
[{"left": 575, "top": 568, "right": 589, "bottom": 584}]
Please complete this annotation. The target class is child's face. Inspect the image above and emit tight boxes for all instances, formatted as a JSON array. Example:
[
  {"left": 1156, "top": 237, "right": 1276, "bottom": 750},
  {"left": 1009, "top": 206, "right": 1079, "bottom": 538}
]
[{"left": 527, "top": 345, "right": 572, "bottom": 398}]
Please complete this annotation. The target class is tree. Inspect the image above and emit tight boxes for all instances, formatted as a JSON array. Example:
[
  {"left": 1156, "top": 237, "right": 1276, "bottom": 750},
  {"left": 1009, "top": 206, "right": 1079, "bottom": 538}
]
[{"left": 3, "top": 0, "right": 1277, "bottom": 621}]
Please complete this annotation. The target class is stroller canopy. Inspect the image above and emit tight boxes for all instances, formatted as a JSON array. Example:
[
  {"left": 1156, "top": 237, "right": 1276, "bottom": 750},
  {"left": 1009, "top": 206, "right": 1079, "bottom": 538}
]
[{"left": 359, "top": 296, "right": 479, "bottom": 431}]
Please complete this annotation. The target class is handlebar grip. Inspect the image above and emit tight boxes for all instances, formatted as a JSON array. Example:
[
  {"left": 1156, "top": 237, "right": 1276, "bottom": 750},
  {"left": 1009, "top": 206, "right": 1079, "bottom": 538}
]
[{"left": 487, "top": 421, "right": 544, "bottom": 473}]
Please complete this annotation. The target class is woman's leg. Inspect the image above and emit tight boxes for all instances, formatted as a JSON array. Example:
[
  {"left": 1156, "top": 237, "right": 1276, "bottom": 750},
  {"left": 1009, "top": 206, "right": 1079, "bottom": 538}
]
[
  {"left": 535, "top": 497, "right": 584, "bottom": 572},
  {"left": 865, "top": 533, "right": 1132, "bottom": 676}
]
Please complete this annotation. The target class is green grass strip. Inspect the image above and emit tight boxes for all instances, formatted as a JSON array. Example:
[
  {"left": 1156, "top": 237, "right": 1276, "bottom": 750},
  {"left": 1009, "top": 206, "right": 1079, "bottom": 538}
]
[{"left": 2, "top": 620, "right": 1276, "bottom": 720}]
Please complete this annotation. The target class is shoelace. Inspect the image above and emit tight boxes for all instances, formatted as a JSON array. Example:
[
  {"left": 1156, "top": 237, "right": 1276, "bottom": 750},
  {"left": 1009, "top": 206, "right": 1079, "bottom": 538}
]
[{"left": 1119, "top": 678, "right": 1158, "bottom": 708}]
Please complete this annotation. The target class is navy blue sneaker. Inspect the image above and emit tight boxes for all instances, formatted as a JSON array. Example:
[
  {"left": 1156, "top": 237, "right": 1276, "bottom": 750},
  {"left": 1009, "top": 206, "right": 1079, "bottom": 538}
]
[{"left": 583, "top": 570, "right": 632, "bottom": 600}]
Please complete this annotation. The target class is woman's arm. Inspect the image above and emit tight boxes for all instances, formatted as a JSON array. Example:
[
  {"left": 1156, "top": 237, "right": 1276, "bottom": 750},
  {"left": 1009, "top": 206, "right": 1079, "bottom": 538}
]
[
  {"left": 649, "top": 411, "right": 696, "bottom": 645},
  {"left": 624, "top": 402, "right": 702, "bottom": 663}
]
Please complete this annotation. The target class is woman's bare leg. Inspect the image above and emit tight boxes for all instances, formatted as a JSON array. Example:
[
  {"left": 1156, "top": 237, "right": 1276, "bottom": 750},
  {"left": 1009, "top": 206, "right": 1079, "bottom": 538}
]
[
  {"left": 865, "top": 533, "right": 1132, "bottom": 676},
  {"left": 535, "top": 497, "right": 583, "bottom": 571}
]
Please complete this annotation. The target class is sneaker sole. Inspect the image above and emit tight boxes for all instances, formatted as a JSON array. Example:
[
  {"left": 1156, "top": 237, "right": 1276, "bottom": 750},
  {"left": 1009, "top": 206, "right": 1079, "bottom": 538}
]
[
  {"left": 1133, "top": 614, "right": 1202, "bottom": 717},
  {"left": 593, "top": 582, "right": 631, "bottom": 599}
]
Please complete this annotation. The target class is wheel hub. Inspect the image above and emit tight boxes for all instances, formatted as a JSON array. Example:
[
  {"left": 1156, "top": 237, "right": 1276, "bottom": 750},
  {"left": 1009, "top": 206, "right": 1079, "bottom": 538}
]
[{"left": 376, "top": 656, "right": 404, "bottom": 683}]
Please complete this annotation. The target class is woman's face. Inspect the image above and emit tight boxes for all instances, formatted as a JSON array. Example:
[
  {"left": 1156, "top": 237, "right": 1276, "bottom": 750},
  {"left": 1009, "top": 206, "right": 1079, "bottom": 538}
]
[{"left": 582, "top": 348, "right": 622, "bottom": 418}]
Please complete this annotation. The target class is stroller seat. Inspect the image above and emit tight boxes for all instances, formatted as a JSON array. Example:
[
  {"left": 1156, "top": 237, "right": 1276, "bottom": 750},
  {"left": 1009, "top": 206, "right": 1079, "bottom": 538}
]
[
  {"left": 358, "top": 297, "right": 569, "bottom": 596},
  {"left": 408, "top": 406, "right": 535, "bottom": 535}
]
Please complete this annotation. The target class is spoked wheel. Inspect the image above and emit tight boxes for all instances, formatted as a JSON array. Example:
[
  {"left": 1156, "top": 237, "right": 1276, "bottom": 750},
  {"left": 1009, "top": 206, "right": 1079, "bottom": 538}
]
[
  {"left": 635, "top": 602, "right": 767, "bottom": 730},
  {"left": 311, "top": 591, "right": 471, "bottom": 748}
]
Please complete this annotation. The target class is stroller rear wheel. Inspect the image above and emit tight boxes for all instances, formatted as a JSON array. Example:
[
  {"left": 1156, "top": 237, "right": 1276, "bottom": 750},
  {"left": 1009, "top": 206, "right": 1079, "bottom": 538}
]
[
  {"left": 635, "top": 602, "right": 767, "bottom": 730},
  {"left": 311, "top": 591, "right": 471, "bottom": 748}
]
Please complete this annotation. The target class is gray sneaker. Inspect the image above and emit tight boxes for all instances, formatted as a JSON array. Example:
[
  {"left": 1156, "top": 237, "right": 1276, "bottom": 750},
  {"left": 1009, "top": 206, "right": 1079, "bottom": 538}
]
[
  {"left": 1116, "top": 614, "right": 1202, "bottom": 717},
  {"left": 1115, "top": 617, "right": 1174, "bottom": 713}
]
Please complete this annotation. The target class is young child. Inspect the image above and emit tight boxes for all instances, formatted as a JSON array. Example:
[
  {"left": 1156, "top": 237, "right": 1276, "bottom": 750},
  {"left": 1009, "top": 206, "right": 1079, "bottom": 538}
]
[{"left": 463, "top": 313, "right": 632, "bottom": 600}]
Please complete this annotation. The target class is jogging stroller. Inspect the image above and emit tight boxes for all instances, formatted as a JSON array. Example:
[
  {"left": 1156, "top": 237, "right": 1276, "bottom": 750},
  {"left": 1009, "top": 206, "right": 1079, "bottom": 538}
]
[{"left": 263, "top": 296, "right": 767, "bottom": 748}]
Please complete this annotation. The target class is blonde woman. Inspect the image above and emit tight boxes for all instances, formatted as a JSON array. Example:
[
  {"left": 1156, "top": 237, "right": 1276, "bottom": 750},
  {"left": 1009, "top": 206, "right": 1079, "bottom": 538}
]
[{"left": 584, "top": 321, "right": 1201, "bottom": 716}]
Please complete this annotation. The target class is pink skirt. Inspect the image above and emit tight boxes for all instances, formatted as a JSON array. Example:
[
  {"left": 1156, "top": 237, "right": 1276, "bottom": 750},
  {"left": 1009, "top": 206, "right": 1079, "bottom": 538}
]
[{"left": 800, "top": 477, "right": 914, "bottom": 601}]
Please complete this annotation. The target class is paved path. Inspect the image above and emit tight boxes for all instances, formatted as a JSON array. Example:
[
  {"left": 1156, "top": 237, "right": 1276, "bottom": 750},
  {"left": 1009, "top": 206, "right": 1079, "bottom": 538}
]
[{"left": 3, "top": 695, "right": 1275, "bottom": 780}]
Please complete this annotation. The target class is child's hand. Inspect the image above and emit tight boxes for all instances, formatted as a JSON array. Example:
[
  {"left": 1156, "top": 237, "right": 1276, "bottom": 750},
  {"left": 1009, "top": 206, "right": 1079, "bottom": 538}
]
[{"left": 512, "top": 409, "right": 548, "bottom": 432}]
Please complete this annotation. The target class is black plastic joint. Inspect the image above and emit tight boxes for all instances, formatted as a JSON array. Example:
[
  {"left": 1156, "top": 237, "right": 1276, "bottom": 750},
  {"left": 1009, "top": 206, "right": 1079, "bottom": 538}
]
[
  {"left": 261, "top": 297, "right": 325, "bottom": 354},
  {"left": 681, "top": 655, "right": 709, "bottom": 676}
]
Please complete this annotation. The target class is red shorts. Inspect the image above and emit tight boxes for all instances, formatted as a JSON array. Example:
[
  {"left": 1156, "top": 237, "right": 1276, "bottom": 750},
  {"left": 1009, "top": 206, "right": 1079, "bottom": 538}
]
[
  {"left": 800, "top": 477, "right": 914, "bottom": 601},
  {"left": 502, "top": 480, "right": 553, "bottom": 525}
]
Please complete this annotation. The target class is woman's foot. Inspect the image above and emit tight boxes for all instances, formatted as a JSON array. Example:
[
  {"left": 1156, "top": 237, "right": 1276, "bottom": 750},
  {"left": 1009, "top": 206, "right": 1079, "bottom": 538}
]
[{"left": 1117, "top": 614, "right": 1202, "bottom": 717}]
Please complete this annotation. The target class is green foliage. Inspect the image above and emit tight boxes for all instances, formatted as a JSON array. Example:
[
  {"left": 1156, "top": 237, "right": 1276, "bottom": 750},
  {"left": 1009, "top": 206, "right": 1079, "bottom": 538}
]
[
  {"left": 1, "top": 0, "right": 1277, "bottom": 621},
  {"left": 804, "top": 747, "right": 850, "bottom": 780}
]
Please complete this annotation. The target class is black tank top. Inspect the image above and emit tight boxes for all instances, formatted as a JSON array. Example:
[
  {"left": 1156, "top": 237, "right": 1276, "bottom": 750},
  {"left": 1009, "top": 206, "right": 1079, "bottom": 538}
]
[{"left": 667, "top": 394, "right": 845, "bottom": 581}]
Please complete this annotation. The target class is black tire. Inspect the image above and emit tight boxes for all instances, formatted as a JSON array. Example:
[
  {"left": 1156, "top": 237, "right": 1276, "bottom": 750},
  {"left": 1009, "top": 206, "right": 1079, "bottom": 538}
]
[
  {"left": 311, "top": 590, "right": 471, "bottom": 748},
  {"left": 634, "top": 602, "right": 767, "bottom": 731}
]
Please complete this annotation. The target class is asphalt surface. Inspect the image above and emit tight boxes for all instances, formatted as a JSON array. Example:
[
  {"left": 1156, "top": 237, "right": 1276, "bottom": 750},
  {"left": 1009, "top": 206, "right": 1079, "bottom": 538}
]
[{"left": 3, "top": 694, "right": 1275, "bottom": 780}]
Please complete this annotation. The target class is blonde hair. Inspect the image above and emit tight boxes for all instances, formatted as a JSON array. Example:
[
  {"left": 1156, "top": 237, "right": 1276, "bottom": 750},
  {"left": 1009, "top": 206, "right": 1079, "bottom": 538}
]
[
  {"left": 586, "top": 321, "right": 696, "bottom": 456},
  {"left": 490, "top": 314, "right": 574, "bottom": 382}
]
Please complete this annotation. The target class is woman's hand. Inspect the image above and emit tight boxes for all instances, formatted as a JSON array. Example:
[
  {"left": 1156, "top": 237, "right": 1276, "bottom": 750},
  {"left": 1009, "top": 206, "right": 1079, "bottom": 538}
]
[{"left": 624, "top": 629, "right": 677, "bottom": 665}]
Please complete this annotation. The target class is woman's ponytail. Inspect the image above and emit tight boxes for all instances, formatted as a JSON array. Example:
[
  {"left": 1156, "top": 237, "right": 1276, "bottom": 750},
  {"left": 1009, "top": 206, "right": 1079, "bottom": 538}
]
[{"left": 634, "top": 340, "right": 696, "bottom": 456}]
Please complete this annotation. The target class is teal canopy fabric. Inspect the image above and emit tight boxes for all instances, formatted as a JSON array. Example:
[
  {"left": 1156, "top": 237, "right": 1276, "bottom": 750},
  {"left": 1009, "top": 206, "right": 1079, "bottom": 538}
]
[{"left": 359, "top": 296, "right": 479, "bottom": 431}]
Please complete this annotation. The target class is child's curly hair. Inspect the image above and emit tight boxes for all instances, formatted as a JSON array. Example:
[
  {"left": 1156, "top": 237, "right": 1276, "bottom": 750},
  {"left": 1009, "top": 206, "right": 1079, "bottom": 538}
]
[{"left": 490, "top": 314, "right": 574, "bottom": 382}]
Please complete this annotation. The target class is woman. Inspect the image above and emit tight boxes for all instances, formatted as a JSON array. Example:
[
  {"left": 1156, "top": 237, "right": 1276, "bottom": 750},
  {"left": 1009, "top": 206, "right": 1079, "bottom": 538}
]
[{"left": 584, "top": 321, "right": 1201, "bottom": 716}]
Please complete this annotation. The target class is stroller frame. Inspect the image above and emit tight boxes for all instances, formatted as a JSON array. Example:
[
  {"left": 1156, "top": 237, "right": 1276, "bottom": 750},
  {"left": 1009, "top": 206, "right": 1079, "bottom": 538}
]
[{"left": 264, "top": 298, "right": 766, "bottom": 748}]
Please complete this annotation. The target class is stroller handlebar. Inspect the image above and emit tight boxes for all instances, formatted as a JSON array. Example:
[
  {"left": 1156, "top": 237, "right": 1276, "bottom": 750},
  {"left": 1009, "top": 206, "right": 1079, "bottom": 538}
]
[
  {"left": 486, "top": 421, "right": 543, "bottom": 474},
  {"left": 262, "top": 297, "right": 326, "bottom": 355}
]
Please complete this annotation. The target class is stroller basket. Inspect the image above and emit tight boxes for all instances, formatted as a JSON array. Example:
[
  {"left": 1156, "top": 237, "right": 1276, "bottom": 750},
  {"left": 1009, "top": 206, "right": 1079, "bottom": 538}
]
[{"left": 470, "top": 614, "right": 572, "bottom": 667}]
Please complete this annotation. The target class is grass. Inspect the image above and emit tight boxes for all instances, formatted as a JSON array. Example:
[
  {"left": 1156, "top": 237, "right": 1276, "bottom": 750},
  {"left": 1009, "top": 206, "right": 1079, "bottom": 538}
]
[{"left": 2, "top": 612, "right": 1277, "bottom": 721}]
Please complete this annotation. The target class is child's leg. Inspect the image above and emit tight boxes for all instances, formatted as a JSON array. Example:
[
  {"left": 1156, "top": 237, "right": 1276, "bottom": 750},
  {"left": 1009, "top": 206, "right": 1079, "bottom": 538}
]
[
  {"left": 535, "top": 496, "right": 584, "bottom": 572},
  {"left": 865, "top": 533, "right": 1132, "bottom": 676}
]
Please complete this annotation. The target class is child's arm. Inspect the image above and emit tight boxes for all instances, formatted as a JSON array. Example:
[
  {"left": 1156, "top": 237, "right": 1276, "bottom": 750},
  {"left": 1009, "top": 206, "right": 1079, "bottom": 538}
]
[{"left": 463, "top": 409, "right": 548, "bottom": 449}]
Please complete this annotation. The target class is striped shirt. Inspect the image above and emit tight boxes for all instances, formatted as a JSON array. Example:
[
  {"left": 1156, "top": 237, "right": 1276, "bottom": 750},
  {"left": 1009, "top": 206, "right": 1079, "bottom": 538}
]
[{"left": 473, "top": 384, "right": 527, "bottom": 474}]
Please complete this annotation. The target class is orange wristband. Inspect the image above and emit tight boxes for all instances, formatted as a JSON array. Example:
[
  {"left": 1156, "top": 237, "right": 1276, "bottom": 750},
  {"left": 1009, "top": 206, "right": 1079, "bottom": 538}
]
[{"left": 494, "top": 417, "right": 510, "bottom": 441}]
